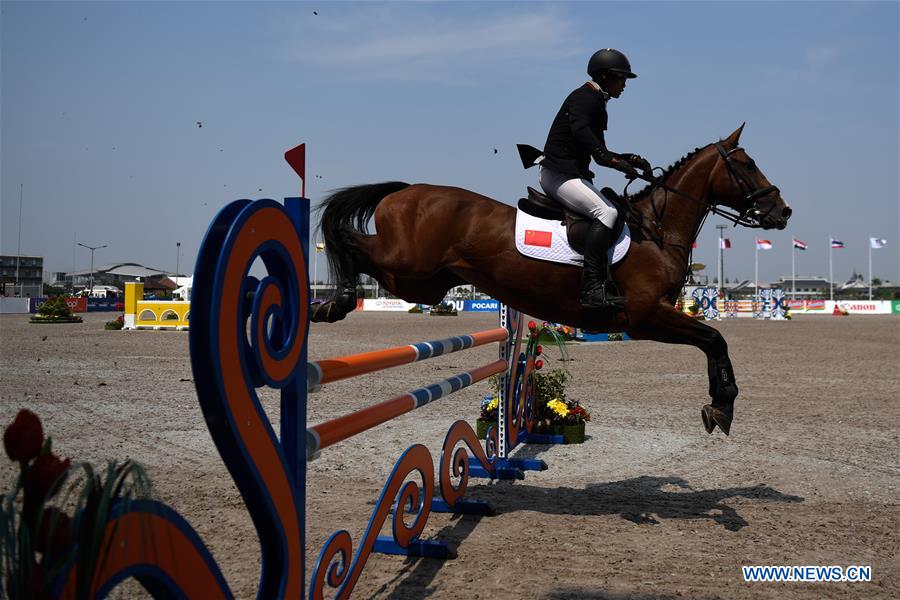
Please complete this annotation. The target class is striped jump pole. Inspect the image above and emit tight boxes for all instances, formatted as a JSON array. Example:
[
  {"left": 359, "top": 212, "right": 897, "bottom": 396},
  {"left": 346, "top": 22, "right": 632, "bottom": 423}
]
[
  {"left": 306, "top": 358, "right": 507, "bottom": 459},
  {"left": 307, "top": 327, "right": 508, "bottom": 390}
]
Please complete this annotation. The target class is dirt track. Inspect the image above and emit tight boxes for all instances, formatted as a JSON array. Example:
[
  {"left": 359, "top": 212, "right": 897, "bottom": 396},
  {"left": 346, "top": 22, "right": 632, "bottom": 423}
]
[{"left": 1, "top": 311, "right": 898, "bottom": 599}]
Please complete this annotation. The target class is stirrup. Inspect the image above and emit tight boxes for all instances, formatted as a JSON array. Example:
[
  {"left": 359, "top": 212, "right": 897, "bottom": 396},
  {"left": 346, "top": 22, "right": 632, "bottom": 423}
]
[{"left": 579, "top": 282, "right": 624, "bottom": 309}]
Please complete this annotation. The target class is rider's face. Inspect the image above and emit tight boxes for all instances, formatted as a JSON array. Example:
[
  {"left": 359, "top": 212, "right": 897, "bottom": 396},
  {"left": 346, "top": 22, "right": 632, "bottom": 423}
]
[{"left": 605, "top": 74, "right": 627, "bottom": 98}]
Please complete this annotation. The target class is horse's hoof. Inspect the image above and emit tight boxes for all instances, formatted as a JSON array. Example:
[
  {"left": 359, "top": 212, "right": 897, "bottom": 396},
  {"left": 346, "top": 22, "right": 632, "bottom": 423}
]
[
  {"left": 701, "top": 404, "right": 732, "bottom": 435},
  {"left": 701, "top": 405, "right": 716, "bottom": 434}
]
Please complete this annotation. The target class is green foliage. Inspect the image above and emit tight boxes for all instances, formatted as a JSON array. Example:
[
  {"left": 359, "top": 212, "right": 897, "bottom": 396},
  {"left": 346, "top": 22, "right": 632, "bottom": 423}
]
[
  {"left": 104, "top": 315, "right": 125, "bottom": 330},
  {"left": 2, "top": 411, "right": 153, "bottom": 599},
  {"left": 429, "top": 302, "right": 458, "bottom": 316},
  {"left": 407, "top": 305, "right": 423, "bottom": 313},
  {"left": 42, "top": 284, "right": 67, "bottom": 297},
  {"left": 37, "top": 297, "right": 74, "bottom": 319},
  {"left": 31, "top": 298, "right": 83, "bottom": 324}
]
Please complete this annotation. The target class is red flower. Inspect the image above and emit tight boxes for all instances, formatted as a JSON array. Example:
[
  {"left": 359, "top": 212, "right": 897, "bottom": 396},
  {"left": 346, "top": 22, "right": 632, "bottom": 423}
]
[
  {"left": 36, "top": 506, "right": 72, "bottom": 559},
  {"left": 23, "top": 453, "right": 71, "bottom": 502},
  {"left": 4, "top": 409, "right": 43, "bottom": 462},
  {"left": 527, "top": 320, "right": 537, "bottom": 331},
  {"left": 535, "top": 359, "right": 544, "bottom": 370},
  {"left": 536, "top": 345, "right": 543, "bottom": 356}
]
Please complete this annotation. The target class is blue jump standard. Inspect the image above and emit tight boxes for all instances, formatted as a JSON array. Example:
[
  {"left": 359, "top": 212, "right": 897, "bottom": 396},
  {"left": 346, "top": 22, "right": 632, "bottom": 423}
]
[
  {"left": 373, "top": 537, "right": 457, "bottom": 559},
  {"left": 389, "top": 496, "right": 496, "bottom": 517},
  {"left": 466, "top": 429, "right": 562, "bottom": 479}
]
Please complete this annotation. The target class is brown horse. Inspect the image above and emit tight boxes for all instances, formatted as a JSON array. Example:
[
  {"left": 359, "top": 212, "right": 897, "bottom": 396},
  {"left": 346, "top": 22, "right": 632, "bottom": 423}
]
[{"left": 311, "top": 125, "right": 791, "bottom": 435}]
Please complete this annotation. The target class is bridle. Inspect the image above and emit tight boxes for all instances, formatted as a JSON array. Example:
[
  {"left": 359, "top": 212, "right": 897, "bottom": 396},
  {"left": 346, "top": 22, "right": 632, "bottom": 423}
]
[
  {"left": 623, "top": 141, "right": 782, "bottom": 285},
  {"left": 627, "top": 142, "right": 780, "bottom": 232},
  {"left": 709, "top": 142, "right": 780, "bottom": 228}
]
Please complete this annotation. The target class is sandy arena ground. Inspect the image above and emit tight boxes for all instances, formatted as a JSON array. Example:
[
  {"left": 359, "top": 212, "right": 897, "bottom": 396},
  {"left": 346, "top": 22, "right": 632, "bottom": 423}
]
[{"left": 1, "top": 310, "right": 898, "bottom": 599}]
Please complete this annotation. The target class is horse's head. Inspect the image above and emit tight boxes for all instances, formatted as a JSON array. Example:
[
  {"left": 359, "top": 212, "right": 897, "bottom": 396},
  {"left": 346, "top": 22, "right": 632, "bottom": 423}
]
[{"left": 707, "top": 124, "right": 792, "bottom": 230}]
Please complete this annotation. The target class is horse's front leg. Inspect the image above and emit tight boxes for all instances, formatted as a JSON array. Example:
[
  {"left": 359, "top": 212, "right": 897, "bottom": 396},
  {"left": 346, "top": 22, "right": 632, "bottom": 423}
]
[{"left": 628, "top": 304, "right": 738, "bottom": 435}]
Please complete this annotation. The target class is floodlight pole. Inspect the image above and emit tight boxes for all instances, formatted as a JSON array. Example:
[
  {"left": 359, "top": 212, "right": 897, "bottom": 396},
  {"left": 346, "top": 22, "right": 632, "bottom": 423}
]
[{"left": 77, "top": 243, "right": 107, "bottom": 295}]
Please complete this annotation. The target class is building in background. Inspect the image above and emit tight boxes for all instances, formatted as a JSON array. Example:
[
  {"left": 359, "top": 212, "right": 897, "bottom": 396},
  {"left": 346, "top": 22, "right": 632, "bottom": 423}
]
[
  {"left": 0, "top": 254, "right": 43, "bottom": 297},
  {"left": 59, "top": 262, "right": 170, "bottom": 293}
]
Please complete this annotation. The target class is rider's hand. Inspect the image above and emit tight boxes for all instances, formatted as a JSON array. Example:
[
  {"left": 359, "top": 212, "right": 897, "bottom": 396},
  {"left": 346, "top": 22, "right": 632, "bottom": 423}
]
[
  {"left": 610, "top": 156, "right": 640, "bottom": 179},
  {"left": 623, "top": 153, "right": 653, "bottom": 175}
]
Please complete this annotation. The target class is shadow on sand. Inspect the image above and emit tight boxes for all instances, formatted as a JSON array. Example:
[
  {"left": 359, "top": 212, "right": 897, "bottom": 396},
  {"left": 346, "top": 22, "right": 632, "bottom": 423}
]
[{"left": 376, "top": 474, "right": 803, "bottom": 598}]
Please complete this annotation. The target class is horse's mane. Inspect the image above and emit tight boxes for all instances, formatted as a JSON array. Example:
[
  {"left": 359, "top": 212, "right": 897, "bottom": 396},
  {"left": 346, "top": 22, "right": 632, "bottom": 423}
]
[{"left": 631, "top": 143, "right": 711, "bottom": 201}]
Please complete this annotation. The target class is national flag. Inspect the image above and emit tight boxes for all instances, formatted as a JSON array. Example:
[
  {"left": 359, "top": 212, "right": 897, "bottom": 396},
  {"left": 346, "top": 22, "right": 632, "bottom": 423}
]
[
  {"left": 870, "top": 237, "right": 887, "bottom": 249},
  {"left": 315, "top": 242, "right": 326, "bottom": 252},
  {"left": 756, "top": 239, "right": 772, "bottom": 250},
  {"left": 792, "top": 238, "right": 807, "bottom": 250},
  {"left": 720, "top": 238, "right": 731, "bottom": 249},
  {"left": 830, "top": 238, "right": 845, "bottom": 249},
  {"left": 691, "top": 241, "right": 698, "bottom": 249},
  {"left": 524, "top": 229, "right": 553, "bottom": 248}
]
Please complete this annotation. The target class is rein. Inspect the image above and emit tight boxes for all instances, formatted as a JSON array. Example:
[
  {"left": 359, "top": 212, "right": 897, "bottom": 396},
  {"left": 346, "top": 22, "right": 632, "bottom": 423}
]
[{"left": 622, "top": 142, "right": 778, "bottom": 285}]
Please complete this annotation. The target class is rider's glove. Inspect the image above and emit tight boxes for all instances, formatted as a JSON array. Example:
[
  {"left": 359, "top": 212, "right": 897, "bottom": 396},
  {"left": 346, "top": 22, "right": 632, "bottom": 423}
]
[
  {"left": 592, "top": 149, "right": 639, "bottom": 179},
  {"left": 611, "top": 156, "right": 640, "bottom": 179},
  {"left": 622, "top": 153, "right": 653, "bottom": 177}
]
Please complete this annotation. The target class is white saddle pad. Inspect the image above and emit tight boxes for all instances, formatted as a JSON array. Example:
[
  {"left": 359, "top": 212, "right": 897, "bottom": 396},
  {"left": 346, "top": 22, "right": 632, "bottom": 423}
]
[{"left": 514, "top": 209, "right": 631, "bottom": 266}]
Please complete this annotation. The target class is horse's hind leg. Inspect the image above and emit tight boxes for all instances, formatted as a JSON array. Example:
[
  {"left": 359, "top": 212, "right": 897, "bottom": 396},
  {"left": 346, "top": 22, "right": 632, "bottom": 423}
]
[{"left": 628, "top": 305, "right": 738, "bottom": 435}]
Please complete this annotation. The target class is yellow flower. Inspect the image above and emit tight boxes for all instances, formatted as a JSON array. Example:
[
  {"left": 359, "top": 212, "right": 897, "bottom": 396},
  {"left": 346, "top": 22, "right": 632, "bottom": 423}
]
[
  {"left": 546, "top": 399, "right": 568, "bottom": 418},
  {"left": 487, "top": 397, "right": 498, "bottom": 411}
]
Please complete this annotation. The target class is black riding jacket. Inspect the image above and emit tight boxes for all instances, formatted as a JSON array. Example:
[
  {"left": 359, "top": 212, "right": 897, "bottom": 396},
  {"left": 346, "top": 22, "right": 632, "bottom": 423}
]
[{"left": 542, "top": 82, "right": 609, "bottom": 180}]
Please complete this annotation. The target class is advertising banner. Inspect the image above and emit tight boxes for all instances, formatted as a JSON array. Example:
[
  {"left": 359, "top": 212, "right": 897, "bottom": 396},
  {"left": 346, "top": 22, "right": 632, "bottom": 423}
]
[
  {"left": 87, "top": 298, "right": 122, "bottom": 311},
  {"left": 893, "top": 300, "right": 900, "bottom": 314},
  {"left": 65, "top": 297, "right": 88, "bottom": 313},
  {"left": 804, "top": 300, "right": 826, "bottom": 311},
  {"left": 463, "top": 299, "right": 500, "bottom": 312},
  {"left": 362, "top": 298, "right": 418, "bottom": 312},
  {"left": 834, "top": 301, "right": 892, "bottom": 315}
]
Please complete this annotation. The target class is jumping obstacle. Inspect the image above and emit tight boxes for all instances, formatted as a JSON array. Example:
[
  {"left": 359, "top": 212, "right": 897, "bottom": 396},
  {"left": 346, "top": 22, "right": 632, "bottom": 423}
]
[
  {"left": 123, "top": 281, "right": 190, "bottom": 330},
  {"left": 49, "top": 144, "right": 557, "bottom": 599}
]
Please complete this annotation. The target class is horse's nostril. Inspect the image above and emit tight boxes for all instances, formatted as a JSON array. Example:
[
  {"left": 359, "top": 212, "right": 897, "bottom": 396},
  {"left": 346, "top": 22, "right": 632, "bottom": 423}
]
[{"left": 782, "top": 207, "right": 792, "bottom": 219}]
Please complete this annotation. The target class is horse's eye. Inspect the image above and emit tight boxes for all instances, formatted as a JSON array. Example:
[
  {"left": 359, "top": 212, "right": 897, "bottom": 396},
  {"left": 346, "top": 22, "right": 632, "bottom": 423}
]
[{"left": 746, "top": 160, "right": 757, "bottom": 171}]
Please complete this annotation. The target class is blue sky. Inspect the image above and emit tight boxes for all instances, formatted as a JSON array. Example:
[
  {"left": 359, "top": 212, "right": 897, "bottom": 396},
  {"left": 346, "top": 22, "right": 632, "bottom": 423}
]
[{"left": 2, "top": 1, "right": 898, "bottom": 286}]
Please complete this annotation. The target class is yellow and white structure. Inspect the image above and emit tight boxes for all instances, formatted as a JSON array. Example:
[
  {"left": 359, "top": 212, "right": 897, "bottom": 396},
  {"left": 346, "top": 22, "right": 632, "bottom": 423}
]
[{"left": 123, "top": 282, "right": 190, "bottom": 330}]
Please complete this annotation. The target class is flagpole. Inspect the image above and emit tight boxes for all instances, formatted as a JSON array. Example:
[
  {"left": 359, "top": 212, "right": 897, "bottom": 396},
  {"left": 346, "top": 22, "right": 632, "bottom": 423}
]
[
  {"left": 868, "top": 238, "right": 872, "bottom": 301},
  {"left": 829, "top": 235, "right": 833, "bottom": 302},
  {"left": 791, "top": 243, "right": 795, "bottom": 300},
  {"left": 755, "top": 242, "right": 759, "bottom": 311},
  {"left": 314, "top": 241, "right": 319, "bottom": 301}
]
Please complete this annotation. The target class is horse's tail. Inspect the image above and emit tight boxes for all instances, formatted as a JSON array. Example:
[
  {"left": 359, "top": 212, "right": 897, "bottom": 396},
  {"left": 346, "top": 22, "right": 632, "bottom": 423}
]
[{"left": 316, "top": 181, "right": 410, "bottom": 295}]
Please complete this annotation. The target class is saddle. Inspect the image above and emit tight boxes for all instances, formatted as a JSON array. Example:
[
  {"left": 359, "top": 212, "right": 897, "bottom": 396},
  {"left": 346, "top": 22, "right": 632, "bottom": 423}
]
[{"left": 517, "top": 186, "right": 635, "bottom": 254}]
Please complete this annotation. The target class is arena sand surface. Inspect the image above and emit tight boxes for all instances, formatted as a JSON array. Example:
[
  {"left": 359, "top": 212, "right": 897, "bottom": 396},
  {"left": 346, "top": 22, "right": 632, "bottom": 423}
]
[{"left": 1, "top": 311, "right": 898, "bottom": 599}]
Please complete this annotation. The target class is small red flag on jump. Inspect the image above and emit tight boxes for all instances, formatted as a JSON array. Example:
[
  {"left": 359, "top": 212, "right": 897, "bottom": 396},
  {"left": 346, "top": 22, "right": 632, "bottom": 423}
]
[{"left": 284, "top": 143, "right": 306, "bottom": 197}]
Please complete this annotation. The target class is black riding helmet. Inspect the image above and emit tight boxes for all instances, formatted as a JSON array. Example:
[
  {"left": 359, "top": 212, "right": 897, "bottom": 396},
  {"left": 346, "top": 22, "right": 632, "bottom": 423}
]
[{"left": 587, "top": 48, "right": 637, "bottom": 79}]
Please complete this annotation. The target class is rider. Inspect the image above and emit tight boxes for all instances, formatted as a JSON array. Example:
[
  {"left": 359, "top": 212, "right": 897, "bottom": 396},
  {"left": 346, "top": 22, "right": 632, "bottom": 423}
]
[{"left": 539, "top": 48, "right": 652, "bottom": 309}]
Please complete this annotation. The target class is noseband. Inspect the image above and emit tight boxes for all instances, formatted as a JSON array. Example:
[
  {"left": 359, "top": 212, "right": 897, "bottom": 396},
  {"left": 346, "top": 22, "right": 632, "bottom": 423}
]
[{"left": 709, "top": 142, "right": 780, "bottom": 228}]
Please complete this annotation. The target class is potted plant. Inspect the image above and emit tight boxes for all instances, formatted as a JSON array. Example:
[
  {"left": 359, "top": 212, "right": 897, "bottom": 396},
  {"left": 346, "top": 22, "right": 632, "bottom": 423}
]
[
  {"left": 475, "top": 395, "right": 498, "bottom": 439},
  {"left": 1, "top": 410, "right": 152, "bottom": 598},
  {"left": 429, "top": 302, "right": 458, "bottom": 316},
  {"left": 104, "top": 314, "right": 125, "bottom": 330},
  {"left": 29, "top": 297, "right": 83, "bottom": 324}
]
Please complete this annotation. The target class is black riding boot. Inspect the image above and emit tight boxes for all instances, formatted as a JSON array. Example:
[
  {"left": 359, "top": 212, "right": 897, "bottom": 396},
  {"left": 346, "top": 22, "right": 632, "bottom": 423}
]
[{"left": 580, "top": 220, "right": 625, "bottom": 309}]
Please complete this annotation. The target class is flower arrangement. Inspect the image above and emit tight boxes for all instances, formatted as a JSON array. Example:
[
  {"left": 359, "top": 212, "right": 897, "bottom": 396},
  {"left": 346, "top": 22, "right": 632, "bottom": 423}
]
[
  {"left": 29, "top": 297, "right": 83, "bottom": 324},
  {"left": 429, "top": 302, "right": 458, "bottom": 316},
  {"left": 2, "top": 410, "right": 151, "bottom": 598},
  {"left": 407, "top": 305, "right": 423, "bottom": 314},
  {"left": 530, "top": 321, "right": 576, "bottom": 343},
  {"left": 104, "top": 314, "right": 125, "bottom": 330}
]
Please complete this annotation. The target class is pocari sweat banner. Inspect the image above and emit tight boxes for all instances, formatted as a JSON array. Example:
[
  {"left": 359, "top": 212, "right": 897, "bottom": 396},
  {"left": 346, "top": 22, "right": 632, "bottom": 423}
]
[{"left": 462, "top": 299, "right": 500, "bottom": 312}]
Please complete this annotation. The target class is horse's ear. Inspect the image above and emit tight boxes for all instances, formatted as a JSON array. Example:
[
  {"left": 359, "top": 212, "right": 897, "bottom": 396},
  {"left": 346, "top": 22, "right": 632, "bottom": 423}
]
[{"left": 724, "top": 123, "right": 746, "bottom": 147}]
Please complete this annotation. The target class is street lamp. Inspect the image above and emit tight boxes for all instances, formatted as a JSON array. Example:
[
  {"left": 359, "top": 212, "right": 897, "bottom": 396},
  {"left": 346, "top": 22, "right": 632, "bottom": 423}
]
[
  {"left": 175, "top": 242, "right": 181, "bottom": 288},
  {"left": 77, "top": 243, "right": 107, "bottom": 296}
]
